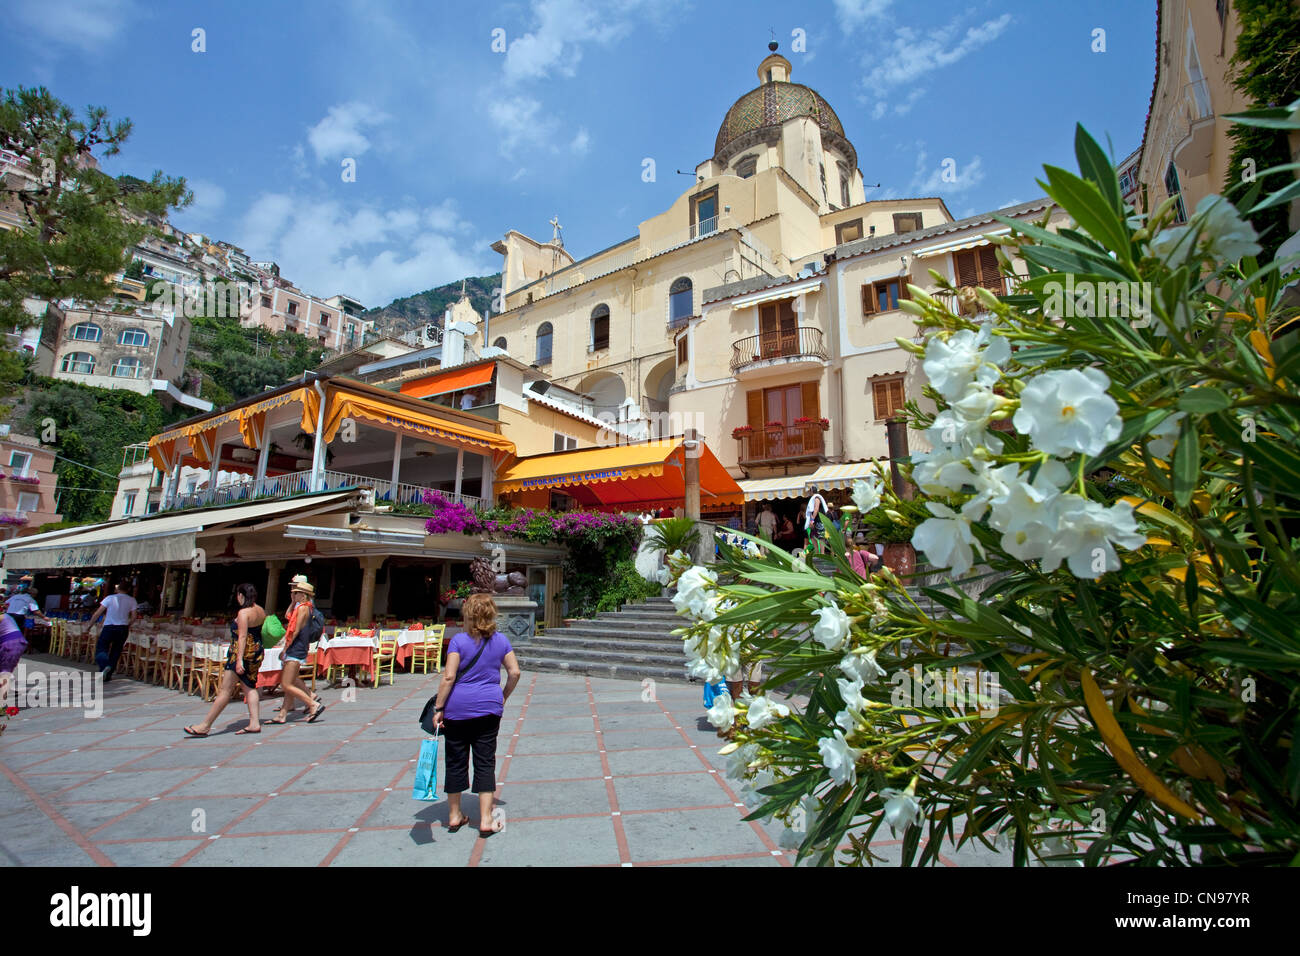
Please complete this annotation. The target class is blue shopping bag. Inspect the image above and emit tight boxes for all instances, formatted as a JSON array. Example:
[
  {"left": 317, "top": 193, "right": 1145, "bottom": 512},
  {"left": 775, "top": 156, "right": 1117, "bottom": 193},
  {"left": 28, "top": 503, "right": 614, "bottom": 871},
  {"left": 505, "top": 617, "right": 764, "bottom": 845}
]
[
  {"left": 702, "top": 679, "right": 728, "bottom": 709},
  {"left": 412, "top": 736, "right": 440, "bottom": 801}
]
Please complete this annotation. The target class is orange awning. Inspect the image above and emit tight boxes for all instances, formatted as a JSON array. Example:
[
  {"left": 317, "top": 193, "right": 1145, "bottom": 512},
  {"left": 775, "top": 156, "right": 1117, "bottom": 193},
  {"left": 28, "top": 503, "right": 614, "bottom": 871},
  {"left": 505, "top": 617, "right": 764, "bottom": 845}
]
[
  {"left": 495, "top": 439, "right": 743, "bottom": 509},
  {"left": 148, "top": 388, "right": 312, "bottom": 466},
  {"left": 400, "top": 363, "right": 495, "bottom": 400},
  {"left": 315, "top": 389, "right": 515, "bottom": 461}
]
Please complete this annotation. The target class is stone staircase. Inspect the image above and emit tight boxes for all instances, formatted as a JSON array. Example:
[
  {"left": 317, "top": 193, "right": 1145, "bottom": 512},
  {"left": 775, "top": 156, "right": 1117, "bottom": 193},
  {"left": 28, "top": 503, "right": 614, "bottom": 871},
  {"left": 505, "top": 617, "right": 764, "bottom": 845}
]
[{"left": 513, "top": 596, "right": 691, "bottom": 683}]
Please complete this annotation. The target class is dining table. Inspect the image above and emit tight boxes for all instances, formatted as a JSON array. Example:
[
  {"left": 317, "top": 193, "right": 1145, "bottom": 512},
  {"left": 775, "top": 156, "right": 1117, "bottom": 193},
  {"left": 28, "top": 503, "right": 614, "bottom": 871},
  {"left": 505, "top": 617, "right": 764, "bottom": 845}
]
[{"left": 314, "top": 633, "right": 378, "bottom": 678}]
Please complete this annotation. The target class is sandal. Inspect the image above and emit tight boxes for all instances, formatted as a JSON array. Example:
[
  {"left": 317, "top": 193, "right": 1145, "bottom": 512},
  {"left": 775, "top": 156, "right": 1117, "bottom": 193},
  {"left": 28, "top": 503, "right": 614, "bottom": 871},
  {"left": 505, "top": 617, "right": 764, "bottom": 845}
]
[
  {"left": 236, "top": 726, "right": 261, "bottom": 735},
  {"left": 446, "top": 814, "right": 469, "bottom": 833},
  {"left": 270, "top": 716, "right": 287, "bottom": 725},
  {"left": 183, "top": 726, "right": 208, "bottom": 738},
  {"left": 308, "top": 703, "right": 326, "bottom": 723}
]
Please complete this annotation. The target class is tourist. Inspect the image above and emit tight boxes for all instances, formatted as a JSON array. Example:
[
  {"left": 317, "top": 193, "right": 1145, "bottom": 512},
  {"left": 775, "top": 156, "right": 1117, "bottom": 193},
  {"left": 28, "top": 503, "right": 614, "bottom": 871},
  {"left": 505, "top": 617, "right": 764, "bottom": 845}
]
[
  {"left": 4, "top": 588, "right": 47, "bottom": 635},
  {"left": 429, "top": 593, "right": 521, "bottom": 837},
  {"left": 0, "top": 610, "right": 28, "bottom": 729},
  {"left": 88, "top": 581, "right": 138, "bottom": 682},
  {"left": 757, "top": 502, "right": 777, "bottom": 540},
  {"left": 183, "top": 583, "right": 271, "bottom": 737},
  {"left": 460, "top": 390, "right": 477, "bottom": 410},
  {"left": 272, "top": 579, "right": 324, "bottom": 722},
  {"left": 803, "top": 491, "right": 829, "bottom": 554},
  {"left": 847, "top": 535, "right": 879, "bottom": 578},
  {"left": 774, "top": 513, "right": 798, "bottom": 548}
]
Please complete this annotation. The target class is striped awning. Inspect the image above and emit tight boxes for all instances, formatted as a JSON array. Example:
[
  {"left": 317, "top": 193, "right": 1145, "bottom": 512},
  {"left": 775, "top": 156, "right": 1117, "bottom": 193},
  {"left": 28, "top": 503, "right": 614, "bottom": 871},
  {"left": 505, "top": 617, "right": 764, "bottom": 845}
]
[
  {"left": 737, "top": 476, "right": 809, "bottom": 501},
  {"left": 802, "top": 462, "right": 884, "bottom": 492}
]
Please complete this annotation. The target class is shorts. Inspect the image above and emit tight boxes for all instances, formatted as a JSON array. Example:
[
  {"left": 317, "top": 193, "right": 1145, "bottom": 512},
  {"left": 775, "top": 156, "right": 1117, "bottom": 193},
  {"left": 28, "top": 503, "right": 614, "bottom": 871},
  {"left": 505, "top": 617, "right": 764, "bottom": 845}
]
[{"left": 283, "top": 652, "right": 307, "bottom": 665}]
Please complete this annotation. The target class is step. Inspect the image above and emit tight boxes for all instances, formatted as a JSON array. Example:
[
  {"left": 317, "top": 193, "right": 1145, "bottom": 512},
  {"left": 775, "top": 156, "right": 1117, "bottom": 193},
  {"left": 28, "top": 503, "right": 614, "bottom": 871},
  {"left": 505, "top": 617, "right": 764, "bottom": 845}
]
[
  {"left": 523, "top": 635, "right": 686, "bottom": 656},
  {"left": 550, "top": 624, "right": 682, "bottom": 643},
  {"left": 516, "top": 655, "right": 691, "bottom": 683},
  {"left": 518, "top": 643, "right": 683, "bottom": 667}
]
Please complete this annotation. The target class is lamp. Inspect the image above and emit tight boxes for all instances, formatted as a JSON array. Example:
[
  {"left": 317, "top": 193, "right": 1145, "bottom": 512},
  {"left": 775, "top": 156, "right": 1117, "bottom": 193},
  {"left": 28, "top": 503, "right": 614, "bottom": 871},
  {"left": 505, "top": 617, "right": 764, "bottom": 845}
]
[
  {"left": 217, "top": 535, "right": 241, "bottom": 564},
  {"left": 299, "top": 540, "right": 318, "bottom": 564}
]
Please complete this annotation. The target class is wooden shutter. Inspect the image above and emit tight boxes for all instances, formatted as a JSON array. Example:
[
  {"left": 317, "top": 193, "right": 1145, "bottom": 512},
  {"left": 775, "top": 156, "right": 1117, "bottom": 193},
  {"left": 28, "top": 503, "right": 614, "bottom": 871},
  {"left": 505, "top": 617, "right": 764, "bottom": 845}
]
[
  {"left": 899, "top": 275, "right": 912, "bottom": 300},
  {"left": 861, "top": 284, "right": 876, "bottom": 316},
  {"left": 977, "top": 246, "right": 1003, "bottom": 294},
  {"left": 873, "top": 378, "right": 904, "bottom": 420},
  {"left": 954, "top": 250, "right": 980, "bottom": 287},
  {"left": 747, "top": 389, "right": 766, "bottom": 458},
  {"left": 800, "top": 381, "right": 820, "bottom": 422}
]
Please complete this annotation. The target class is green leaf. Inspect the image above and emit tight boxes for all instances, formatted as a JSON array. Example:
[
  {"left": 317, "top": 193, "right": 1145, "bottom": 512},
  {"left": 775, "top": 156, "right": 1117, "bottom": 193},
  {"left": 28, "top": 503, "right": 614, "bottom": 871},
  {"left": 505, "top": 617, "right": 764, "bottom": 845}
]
[
  {"left": 1177, "top": 387, "right": 1232, "bottom": 414},
  {"left": 1172, "top": 415, "right": 1200, "bottom": 508},
  {"left": 1041, "top": 165, "right": 1132, "bottom": 263},
  {"left": 1074, "top": 124, "right": 1123, "bottom": 215},
  {"left": 1249, "top": 178, "right": 1300, "bottom": 214}
]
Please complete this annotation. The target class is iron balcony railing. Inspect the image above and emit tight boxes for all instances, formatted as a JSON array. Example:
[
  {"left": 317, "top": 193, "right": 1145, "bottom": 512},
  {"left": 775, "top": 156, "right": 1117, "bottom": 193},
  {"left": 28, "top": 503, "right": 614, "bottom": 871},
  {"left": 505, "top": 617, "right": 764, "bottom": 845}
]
[
  {"left": 730, "top": 326, "right": 827, "bottom": 372},
  {"left": 736, "top": 422, "right": 826, "bottom": 464},
  {"left": 159, "top": 468, "right": 486, "bottom": 513}
]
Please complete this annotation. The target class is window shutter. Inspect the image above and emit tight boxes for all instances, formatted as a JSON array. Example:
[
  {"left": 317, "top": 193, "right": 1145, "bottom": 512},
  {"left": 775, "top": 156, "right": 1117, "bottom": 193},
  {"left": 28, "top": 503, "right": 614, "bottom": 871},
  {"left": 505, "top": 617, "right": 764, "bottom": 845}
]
[
  {"left": 900, "top": 275, "right": 912, "bottom": 300},
  {"left": 800, "top": 381, "right": 820, "bottom": 421},
  {"left": 977, "top": 246, "right": 1003, "bottom": 293},
  {"left": 861, "top": 284, "right": 876, "bottom": 316},
  {"left": 872, "top": 381, "right": 886, "bottom": 420},
  {"left": 747, "top": 389, "right": 764, "bottom": 430},
  {"left": 954, "top": 250, "right": 980, "bottom": 287}
]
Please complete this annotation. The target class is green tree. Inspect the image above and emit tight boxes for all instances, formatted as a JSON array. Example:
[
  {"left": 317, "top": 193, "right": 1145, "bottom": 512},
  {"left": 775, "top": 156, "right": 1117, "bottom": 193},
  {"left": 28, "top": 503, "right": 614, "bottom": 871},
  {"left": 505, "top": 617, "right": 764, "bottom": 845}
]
[{"left": 0, "top": 86, "right": 190, "bottom": 330}]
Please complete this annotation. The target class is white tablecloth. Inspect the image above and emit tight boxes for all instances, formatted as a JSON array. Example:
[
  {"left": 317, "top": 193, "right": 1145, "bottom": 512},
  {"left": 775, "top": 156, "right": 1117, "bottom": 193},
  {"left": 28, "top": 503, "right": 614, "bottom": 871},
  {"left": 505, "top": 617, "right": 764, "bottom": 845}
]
[
  {"left": 396, "top": 630, "right": 431, "bottom": 648},
  {"left": 319, "top": 635, "right": 379, "bottom": 649}
]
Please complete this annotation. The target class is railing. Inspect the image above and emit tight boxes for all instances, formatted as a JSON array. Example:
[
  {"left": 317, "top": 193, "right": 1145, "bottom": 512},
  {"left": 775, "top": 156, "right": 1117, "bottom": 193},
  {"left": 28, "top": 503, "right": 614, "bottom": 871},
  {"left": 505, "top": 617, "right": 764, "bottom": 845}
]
[
  {"left": 736, "top": 423, "right": 826, "bottom": 464},
  {"left": 159, "top": 468, "right": 486, "bottom": 513},
  {"left": 730, "top": 326, "right": 827, "bottom": 372},
  {"left": 667, "top": 312, "right": 695, "bottom": 332},
  {"left": 930, "top": 274, "right": 1031, "bottom": 311}
]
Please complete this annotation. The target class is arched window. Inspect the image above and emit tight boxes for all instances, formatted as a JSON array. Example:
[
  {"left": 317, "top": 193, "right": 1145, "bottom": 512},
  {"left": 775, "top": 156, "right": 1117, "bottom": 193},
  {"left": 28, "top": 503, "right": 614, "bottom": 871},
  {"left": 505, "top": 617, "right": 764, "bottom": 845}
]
[
  {"left": 590, "top": 304, "right": 610, "bottom": 351},
  {"left": 61, "top": 352, "right": 95, "bottom": 374},
  {"left": 70, "top": 322, "right": 102, "bottom": 343},
  {"left": 493, "top": 337, "right": 507, "bottom": 350},
  {"left": 119, "top": 327, "right": 149, "bottom": 347},
  {"left": 536, "top": 322, "right": 553, "bottom": 364},
  {"left": 110, "top": 357, "right": 145, "bottom": 379},
  {"left": 669, "top": 278, "right": 693, "bottom": 325},
  {"left": 735, "top": 155, "right": 757, "bottom": 179}
]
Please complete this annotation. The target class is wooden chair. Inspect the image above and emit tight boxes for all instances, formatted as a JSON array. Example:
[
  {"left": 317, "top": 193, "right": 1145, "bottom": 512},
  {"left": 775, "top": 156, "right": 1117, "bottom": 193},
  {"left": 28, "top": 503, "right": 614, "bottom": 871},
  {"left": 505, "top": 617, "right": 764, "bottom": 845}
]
[
  {"left": 298, "top": 643, "right": 319, "bottom": 694},
  {"left": 66, "top": 623, "right": 92, "bottom": 663},
  {"left": 409, "top": 625, "right": 446, "bottom": 674},
  {"left": 49, "top": 620, "right": 68, "bottom": 657},
  {"left": 143, "top": 635, "right": 171, "bottom": 685},
  {"left": 167, "top": 640, "right": 193, "bottom": 691},
  {"left": 373, "top": 630, "right": 399, "bottom": 687},
  {"left": 193, "top": 643, "right": 225, "bottom": 701}
]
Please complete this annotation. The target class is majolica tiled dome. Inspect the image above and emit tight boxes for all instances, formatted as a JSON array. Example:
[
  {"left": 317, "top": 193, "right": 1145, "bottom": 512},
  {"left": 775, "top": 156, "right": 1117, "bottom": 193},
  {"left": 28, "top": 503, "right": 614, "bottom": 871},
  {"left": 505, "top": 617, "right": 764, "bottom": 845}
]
[{"left": 714, "top": 82, "right": 854, "bottom": 167}]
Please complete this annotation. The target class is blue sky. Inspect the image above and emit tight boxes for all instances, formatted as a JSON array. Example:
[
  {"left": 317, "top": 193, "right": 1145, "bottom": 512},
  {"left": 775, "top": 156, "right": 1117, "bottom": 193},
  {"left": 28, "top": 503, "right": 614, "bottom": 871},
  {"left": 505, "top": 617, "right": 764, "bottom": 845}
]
[{"left": 2, "top": 0, "right": 1156, "bottom": 308}]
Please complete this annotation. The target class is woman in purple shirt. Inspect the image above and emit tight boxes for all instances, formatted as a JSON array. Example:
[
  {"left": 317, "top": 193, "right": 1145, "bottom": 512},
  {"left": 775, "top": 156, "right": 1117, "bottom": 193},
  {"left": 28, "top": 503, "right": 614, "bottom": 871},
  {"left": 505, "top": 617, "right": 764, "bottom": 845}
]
[{"left": 430, "top": 593, "right": 521, "bottom": 837}]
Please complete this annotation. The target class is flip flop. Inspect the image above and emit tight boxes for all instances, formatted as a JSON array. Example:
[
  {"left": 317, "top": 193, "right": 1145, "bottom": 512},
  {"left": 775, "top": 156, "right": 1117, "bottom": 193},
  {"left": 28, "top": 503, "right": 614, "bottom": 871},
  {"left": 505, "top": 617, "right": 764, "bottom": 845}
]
[
  {"left": 446, "top": 815, "right": 469, "bottom": 833},
  {"left": 270, "top": 717, "right": 287, "bottom": 725},
  {"left": 308, "top": 703, "right": 326, "bottom": 723},
  {"left": 183, "top": 726, "right": 208, "bottom": 738},
  {"left": 236, "top": 727, "right": 261, "bottom": 735}
]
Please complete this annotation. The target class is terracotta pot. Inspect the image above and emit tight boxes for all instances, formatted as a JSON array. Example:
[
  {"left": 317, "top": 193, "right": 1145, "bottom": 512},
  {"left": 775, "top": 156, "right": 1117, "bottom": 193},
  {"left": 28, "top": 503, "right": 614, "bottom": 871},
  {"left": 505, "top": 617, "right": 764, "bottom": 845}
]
[{"left": 881, "top": 543, "right": 915, "bottom": 576}]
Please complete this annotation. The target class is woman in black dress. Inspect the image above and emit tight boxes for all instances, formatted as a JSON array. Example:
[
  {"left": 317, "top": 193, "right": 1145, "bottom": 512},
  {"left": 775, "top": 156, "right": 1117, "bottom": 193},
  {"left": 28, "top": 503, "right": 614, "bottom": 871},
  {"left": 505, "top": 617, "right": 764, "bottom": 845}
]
[{"left": 184, "top": 583, "right": 266, "bottom": 737}]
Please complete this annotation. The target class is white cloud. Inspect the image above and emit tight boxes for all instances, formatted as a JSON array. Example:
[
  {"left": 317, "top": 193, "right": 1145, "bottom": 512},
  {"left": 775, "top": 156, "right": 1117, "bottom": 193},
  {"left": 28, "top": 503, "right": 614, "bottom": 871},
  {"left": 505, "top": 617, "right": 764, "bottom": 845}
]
[
  {"left": 234, "top": 194, "right": 491, "bottom": 307},
  {"left": 871, "top": 86, "right": 927, "bottom": 121},
  {"left": 862, "top": 13, "right": 1013, "bottom": 117},
  {"left": 306, "top": 102, "right": 390, "bottom": 162},
  {"left": 502, "top": 0, "right": 644, "bottom": 85},
  {"left": 487, "top": 96, "right": 553, "bottom": 158},
  {"left": 570, "top": 127, "right": 591, "bottom": 155},
  {"left": 11, "top": 0, "right": 132, "bottom": 55},
  {"left": 184, "top": 179, "right": 226, "bottom": 220},
  {"left": 833, "top": 0, "right": 894, "bottom": 32},
  {"left": 906, "top": 146, "right": 986, "bottom": 196}
]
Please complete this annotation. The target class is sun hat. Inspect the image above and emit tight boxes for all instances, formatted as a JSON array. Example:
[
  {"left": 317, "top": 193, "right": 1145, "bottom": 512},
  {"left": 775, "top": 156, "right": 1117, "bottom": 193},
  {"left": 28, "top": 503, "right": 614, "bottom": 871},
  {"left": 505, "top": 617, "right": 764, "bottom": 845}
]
[{"left": 290, "top": 579, "right": 315, "bottom": 596}]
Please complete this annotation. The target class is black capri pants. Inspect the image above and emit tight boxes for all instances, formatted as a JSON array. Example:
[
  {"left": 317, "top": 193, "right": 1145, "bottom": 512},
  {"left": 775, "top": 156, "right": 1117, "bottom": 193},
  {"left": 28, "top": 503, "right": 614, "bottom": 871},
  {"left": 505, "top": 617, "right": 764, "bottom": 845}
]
[{"left": 442, "top": 713, "right": 501, "bottom": 794}]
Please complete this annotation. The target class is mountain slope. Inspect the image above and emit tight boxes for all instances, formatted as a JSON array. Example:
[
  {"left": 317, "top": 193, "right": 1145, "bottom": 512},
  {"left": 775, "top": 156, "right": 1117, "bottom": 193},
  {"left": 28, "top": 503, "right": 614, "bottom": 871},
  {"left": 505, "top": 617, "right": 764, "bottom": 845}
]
[{"left": 364, "top": 273, "right": 500, "bottom": 338}]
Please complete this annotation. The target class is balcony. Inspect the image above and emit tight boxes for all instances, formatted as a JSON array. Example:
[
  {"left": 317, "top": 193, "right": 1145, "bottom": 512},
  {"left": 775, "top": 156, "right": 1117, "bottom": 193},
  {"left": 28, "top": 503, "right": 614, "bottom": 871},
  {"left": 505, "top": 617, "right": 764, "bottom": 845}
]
[
  {"left": 159, "top": 469, "right": 486, "bottom": 513},
  {"left": 736, "top": 422, "right": 827, "bottom": 465},
  {"left": 730, "top": 326, "right": 828, "bottom": 374}
]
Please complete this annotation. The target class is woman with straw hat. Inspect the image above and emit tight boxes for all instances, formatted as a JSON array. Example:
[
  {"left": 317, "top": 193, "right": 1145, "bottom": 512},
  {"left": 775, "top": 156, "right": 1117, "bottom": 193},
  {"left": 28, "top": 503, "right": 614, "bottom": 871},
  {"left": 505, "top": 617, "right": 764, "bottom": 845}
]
[{"left": 272, "top": 578, "right": 324, "bottom": 723}]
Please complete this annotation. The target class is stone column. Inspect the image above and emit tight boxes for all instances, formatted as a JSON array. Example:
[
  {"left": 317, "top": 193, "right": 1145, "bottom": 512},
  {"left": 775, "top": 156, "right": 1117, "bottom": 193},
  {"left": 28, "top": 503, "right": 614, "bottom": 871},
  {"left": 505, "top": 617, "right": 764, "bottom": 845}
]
[
  {"left": 389, "top": 432, "right": 403, "bottom": 502},
  {"left": 182, "top": 568, "right": 200, "bottom": 618},
  {"left": 265, "top": 560, "right": 285, "bottom": 614},
  {"left": 683, "top": 430, "right": 701, "bottom": 520},
  {"left": 357, "top": 555, "right": 385, "bottom": 626}
]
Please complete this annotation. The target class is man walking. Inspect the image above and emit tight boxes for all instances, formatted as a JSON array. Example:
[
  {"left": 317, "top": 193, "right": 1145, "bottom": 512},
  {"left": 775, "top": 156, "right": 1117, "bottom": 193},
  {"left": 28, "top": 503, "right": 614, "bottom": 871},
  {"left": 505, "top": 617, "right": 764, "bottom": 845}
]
[
  {"left": 757, "top": 502, "right": 778, "bottom": 541},
  {"left": 89, "top": 581, "right": 138, "bottom": 682}
]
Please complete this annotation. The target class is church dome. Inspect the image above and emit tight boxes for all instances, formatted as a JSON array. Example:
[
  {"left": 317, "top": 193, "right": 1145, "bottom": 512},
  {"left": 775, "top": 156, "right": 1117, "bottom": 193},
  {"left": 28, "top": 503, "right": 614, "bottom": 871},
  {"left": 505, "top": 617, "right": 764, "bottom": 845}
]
[{"left": 714, "top": 80, "right": 857, "bottom": 170}]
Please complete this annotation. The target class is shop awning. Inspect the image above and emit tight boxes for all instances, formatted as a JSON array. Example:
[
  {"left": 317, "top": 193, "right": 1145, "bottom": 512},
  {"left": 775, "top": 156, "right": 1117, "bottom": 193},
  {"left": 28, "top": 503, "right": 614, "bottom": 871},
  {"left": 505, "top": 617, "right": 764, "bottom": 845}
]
[
  {"left": 802, "top": 462, "right": 884, "bottom": 492},
  {"left": 495, "top": 439, "right": 743, "bottom": 509},
  {"left": 738, "top": 476, "right": 810, "bottom": 501},
  {"left": 0, "top": 492, "right": 355, "bottom": 571},
  {"left": 400, "top": 362, "right": 495, "bottom": 400},
  {"left": 147, "top": 388, "right": 312, "bottom": 470},
  {"left": 313, "top": 389, "right": 515, "bottom": 461}
]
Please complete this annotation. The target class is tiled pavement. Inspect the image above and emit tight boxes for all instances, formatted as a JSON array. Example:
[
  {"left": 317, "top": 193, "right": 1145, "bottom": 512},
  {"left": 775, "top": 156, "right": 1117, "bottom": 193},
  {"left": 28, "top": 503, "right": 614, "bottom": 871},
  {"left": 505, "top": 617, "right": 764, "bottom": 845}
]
[{"left": 0, "top": 655, "right": 1007, "bottom": 867}]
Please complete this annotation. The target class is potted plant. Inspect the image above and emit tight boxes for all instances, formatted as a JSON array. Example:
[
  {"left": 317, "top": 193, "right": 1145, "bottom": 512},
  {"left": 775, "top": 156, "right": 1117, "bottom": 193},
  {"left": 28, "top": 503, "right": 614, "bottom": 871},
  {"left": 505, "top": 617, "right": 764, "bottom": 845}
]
[
  {"left": 731, "top": 425, "right": 754, "bottom": 439},
  {"left": 765, "top": 420, "right": 785, "bottom": 432}
]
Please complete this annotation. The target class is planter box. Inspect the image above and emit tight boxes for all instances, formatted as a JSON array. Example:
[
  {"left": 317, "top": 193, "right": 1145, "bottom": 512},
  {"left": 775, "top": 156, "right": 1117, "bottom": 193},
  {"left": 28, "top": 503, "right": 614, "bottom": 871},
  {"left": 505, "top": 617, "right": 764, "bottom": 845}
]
[{"left": 882, "top": 543, "right": 915, "bottom": 576}]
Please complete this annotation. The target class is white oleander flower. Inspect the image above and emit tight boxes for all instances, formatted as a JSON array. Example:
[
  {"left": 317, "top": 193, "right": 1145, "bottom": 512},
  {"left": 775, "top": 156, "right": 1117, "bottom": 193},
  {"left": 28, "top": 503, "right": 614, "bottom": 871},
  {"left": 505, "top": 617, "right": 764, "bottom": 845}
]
[
  {"left": 840, "top": 649, "right": 886, "bottom": 684},
  {"left": 672, "top": 565, "right": 720, "bottom": 621},
  {"left": 1012, "top": 367, "right": 1122, "bottom": 458},
  {"left": 819, "top": 730, "right": 862, "bottom": 787},
  {"left": 1146, "top": 411, "right": 1186, "bottom": 460},
  {"left": 1196, "top": 194, "right": 1262, "bottom": 264},
  {"left": 724, "top": 742, "right": 760, "bottom": 781},
  {"left": 851, "top": 474, "right": 885, "bottom": 514},
  {"left": 912, "top": 443, "right": 976, "bottom": 495},
  {"left": 706, "top": 692, "right": 736, "bottom": 730},
  {"left": 986, "top": 460, "right": 1071, "bottom": 536},
  {"left": 912, "top": 500, "right": 984, "bottom": 576},
  {"left": 923, "top": 323, "right": 1012, "bottom": 402},
  {"left": 880, "top": 787, "right": 924, "bottom": 834},
  {"left": 812, "top": 604, "right": 852, "bottom": 652},
  {"left": 834, "top": 707, "right": 860, "bottom": 734},
  {"left": 744, "top": 694, "right": 791, "bottom": 730},
  {"left": 1040, "top": 496, "right": 1148, "bottom": 578},
  {"left": 837, "top": 676, "right": 867, "bottom": 712}
]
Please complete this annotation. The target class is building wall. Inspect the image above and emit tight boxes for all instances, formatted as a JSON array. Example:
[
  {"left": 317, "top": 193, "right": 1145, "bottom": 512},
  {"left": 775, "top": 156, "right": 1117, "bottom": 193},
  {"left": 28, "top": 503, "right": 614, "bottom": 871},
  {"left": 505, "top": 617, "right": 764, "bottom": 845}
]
[
  {"left": 45, "top": 306, "right": 188, "bottom": 393},
  {"left": 497, "top": 404, "right": 603, "bottom": 457},
  {"left": 0, "top": 436, "right": 62, "bottom": 538},
  {"left": 1137, "top": 1, "right": 1247, "bottom": 221},
  {"left": 241, "top": 286, "right": 362, "bottom": 352}
]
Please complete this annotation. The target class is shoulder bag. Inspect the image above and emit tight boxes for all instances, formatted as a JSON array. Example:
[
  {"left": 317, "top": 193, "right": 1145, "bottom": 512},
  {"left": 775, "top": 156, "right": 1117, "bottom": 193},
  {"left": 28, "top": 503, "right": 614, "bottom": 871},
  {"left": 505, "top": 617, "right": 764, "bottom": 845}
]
[{"left": 418, "top": 635, "right": 488, "bottom": 735}]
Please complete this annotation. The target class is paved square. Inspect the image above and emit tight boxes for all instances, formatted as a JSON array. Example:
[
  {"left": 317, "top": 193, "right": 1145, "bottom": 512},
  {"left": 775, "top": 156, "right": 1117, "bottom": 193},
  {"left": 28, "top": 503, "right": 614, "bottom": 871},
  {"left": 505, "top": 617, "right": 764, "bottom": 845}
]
[{"left": 0, "top": 654, "right": 1008, "bottom": 866}]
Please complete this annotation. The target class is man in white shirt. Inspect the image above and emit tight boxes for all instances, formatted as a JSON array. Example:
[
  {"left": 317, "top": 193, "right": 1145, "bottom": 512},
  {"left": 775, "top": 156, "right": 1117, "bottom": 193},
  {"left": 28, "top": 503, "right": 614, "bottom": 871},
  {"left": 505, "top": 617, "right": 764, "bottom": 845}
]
[
  {"left": 89, "top": 581, "right": 138, "bottom": 682},
  {"left": 757, "top": 503, "right": 778, "bottom": 540},
  {"left": 4, "top": 590, "right": 47, "bottom": 633}
]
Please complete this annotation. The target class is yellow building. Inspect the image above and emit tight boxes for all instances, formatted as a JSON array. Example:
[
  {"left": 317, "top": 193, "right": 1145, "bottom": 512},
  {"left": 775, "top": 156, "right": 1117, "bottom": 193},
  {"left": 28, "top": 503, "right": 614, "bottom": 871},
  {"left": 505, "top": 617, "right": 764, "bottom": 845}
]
[{"left": 480, "top": 44, "right": 1067, "bottom": 517}]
